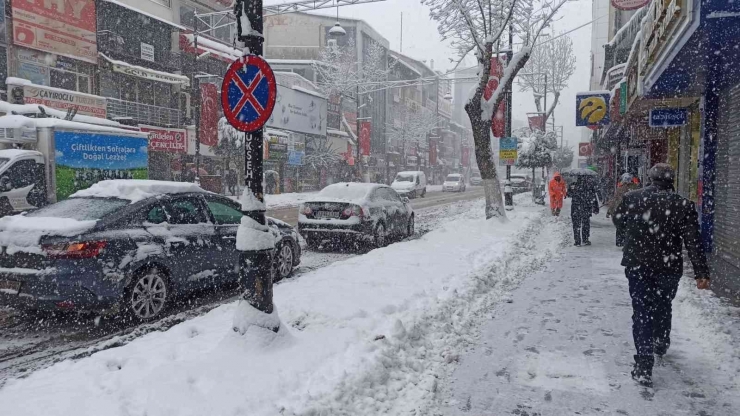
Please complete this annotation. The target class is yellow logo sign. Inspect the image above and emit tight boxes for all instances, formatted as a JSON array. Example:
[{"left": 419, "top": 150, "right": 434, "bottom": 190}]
[{"left": 578, "top": 96, "right": 608, "bottom": 124}]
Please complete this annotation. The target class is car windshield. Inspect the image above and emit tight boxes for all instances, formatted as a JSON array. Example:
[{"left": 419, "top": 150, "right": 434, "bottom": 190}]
[
  {"left": 395, "top": 174, "right": 414, "bottom": 182},
  {"left": 317, "top": 184, "right": 372, "bottom": 201},
  {"left": 27, "top": 197, "right": 129, "bottom": 221},
  {"left": 446, "top": 176, "right": 461, "bottom": 182}
]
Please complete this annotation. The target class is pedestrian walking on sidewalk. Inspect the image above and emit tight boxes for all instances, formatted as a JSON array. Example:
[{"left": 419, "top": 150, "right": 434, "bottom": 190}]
[
  {"left": 613, "top": 163, "right": 710, "bottom": 388},
  {"left": 548, "top": 172, "right": 567, "bottom": 216},
  {"left": 568, "top": 175, "right": 599, "bottom": 246},
  {"left": 607, "top": 173, "right": 641, "bottom": 247}
]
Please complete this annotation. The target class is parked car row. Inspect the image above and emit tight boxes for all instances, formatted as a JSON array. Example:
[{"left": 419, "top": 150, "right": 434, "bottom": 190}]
[{"left": 0, "top": 180, "right": 300, "bottom": 321}]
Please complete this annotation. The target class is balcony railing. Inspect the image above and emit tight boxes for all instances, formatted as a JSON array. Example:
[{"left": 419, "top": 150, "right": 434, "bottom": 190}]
[{"left": 107, "top": 98, "right": 182, "bottom": 127}]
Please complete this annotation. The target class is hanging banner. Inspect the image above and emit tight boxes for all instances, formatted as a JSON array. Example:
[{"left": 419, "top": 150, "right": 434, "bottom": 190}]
[
  {"left": 267, "top": 86, "right": 327, "bottom": 136},
  {"left": 359, "top": 121, "right": 371, "bottom": 156},
  {"left": 12, "top": 0, "right": 98, "bottom": 63},
  {"left": 461, "top": 147, "right": 470, "bottom": 167},
  {"left": 576, "top": 92, "right": 610, "bottom": 127},
  {"left": 527, "top": 113, "right": 545, "bottom": 131},
  {"left": 429, "top": 139, "right": 437, "bottom": 166},
  {"left": 199, "top": 83, "right": 219, "bottom": 147},
  {"left": 483, "top": 55, "right": 508, "bottom": 138}
]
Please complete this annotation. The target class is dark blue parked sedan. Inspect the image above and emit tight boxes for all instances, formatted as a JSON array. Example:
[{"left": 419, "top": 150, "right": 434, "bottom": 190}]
[{"left": 0, "top": 181, "right": 300, "bottom": 321}]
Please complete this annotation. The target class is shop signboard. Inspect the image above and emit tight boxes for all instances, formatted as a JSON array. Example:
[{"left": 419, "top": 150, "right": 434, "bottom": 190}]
[
  {"left": 499, "top": 137, "right": 517, "bottom": 166},
  {"left": 575, "top": 92, "right": 610, "bottom": 127},
  {"left": 140, "top": 125, "right": 187, "bottom": 154},
  {"left": 12, "top": 0, "right": 98, "bottom": 63},
  {"left": 649, "top": 108, "right": 687, "bottom": 128},
  {"left": 53, "top": 131, "right": 148, "bottom": 199},
  {"left": 13, "top": 82, "right": 107, "bottom": 117},
  {"left": 359, "top": 121, "right": 371, "bottom": 156},
  {"left": 579, "top": 142, "right": 593, "bottom": 157},
  {"left": 578, "top": 158, "right": 588, "bottom": 169},
  {"left": 17, "top": 62, "right": 48, "bottom": 86},
  {"left": 200, "top": 83, "right": 219, "bottom": 146},
  {"left": 267, "top": 86, "right": 327, "bottom": 136},
  {"left": 287, "top": 150, "right": 304, "bottom": 166},
  {"left": 620, "top": 82, "right": 628, "bottom": 114}
]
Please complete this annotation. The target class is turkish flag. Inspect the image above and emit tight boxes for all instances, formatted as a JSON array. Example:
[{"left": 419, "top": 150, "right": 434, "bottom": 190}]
[
  {"left": 359, "top": 121, "right": 371, "bottom": 156},
  {"left": 429, "top": 139, "right": 437, "bottom": 165},
  {"left": 483, "top": 56, "right": 507, "bottom": 138},
  {"left": 199, "top": 83, "right": 219, "bottom": 147}
]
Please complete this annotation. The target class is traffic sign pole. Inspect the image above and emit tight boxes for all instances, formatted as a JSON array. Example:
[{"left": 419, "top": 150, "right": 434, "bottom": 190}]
[{"left": 232, "top": 0, "right": 276, "bottom": 326}]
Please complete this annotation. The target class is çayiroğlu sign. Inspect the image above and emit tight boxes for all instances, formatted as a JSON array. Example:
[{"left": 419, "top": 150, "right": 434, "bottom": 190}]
[
  {"left": 19, "top": 83, "right": 107, "bottom": 117},
  {"left": 12, "top": 0, "right": 98, "bottom": 63}
]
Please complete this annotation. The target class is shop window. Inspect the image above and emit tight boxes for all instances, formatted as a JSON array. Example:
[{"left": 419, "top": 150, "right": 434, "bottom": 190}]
[
  {"left": 50, "top": 69, "right": 76, "bottom": 91},
  {"left": 100, "top": 72, "right": 118, "bottom": 99},
  {"left": 78, "top": 75, "right": 90, "bottom": 94},
  {"left": 138, "top": 80, "right": 155, "bottom": 106}
]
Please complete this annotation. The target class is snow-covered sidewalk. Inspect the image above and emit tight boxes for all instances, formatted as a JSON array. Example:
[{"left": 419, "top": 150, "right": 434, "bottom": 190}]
[
  {"left": 439, "top": 214, "right": 740, "bottom": 415},
  {"left": 0, "top": 197, "right": 566, "bottom": 415}
]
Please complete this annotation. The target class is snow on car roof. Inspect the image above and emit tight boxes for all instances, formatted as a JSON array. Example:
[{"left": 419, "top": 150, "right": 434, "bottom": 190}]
[
  {"left": 310, "top": 182, "right": 383, "bottom": 202},
  {"left": 71, "top": 180, "right": 208, "bottom": 203},
  {"left": 396, "top": 171, "right": 422, "bottom": 175},
  {"left": 0, "top": 149, "right": 42, "bottom": 159}
]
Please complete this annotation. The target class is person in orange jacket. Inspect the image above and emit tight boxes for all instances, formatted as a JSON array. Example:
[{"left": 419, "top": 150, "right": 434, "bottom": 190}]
[{"left": 549, "top": 172, "right": 567, "bottom": 216}]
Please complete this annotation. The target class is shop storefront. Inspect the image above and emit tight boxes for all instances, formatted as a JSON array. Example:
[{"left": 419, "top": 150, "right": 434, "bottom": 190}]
[{"left": 140, "top": 125, "right": 188, "bottom": 181}]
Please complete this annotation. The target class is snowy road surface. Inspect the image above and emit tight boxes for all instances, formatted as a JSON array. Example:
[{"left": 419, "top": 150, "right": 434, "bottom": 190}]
[
  {"left": 0, "top": 195, "right": 563, "bottom": 415},
  {"left": 0, "top": 188, "right": 486, "bottom": 387},
  {"left": 439, "top": 213, "right": 740, "bottom": 416}
]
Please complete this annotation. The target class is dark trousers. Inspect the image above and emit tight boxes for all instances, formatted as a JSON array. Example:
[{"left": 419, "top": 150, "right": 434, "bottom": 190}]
[
  {"left": 571, "top": 213, "right": 591, "bottom": 244},
  {"left": 616, "top": 227, "right": 625, "bottom": 246},
  {"left": 626, "top": 267, "right": 681, "bottom": 356}
]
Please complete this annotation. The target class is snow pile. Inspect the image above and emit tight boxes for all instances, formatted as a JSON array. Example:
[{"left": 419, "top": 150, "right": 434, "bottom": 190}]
[
  {"left": 71, "top": 180, "right": 208, "bottom": 202},
  {"left": 0, "top": 198, "right": 562, "bottom": 416},
  {"left": 0, "top": 215, "right": 96, "bottom": 248},
  {"left": 236, "top": 190, "right": 277, "bottom": 251}
]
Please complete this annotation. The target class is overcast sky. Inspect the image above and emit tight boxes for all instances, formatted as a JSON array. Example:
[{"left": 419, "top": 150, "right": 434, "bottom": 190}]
[{"left": 266, "top": 0, "right": 595, "bottom": 148}]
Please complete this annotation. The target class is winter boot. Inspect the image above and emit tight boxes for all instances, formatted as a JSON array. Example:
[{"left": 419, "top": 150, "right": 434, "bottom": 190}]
[
  {"left": 654, "top": 339, "right": 669, "bottom": 359},
  {"left": 631, "top": 355, "right": 654, "bottom": 387}
]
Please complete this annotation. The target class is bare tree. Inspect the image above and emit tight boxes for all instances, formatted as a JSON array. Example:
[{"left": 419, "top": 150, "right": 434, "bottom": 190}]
[
  {"left": 387, "top": 106, "right": 445, "bottom": 170},
  {"left": 422, "top": 0, "right": 568, "bottom": 219},
  {"left": 313, "top": 38, "right": 396, "bottom": 97},
  {"left": 517, "top": 33, "right": 576, "bottom": 124}
]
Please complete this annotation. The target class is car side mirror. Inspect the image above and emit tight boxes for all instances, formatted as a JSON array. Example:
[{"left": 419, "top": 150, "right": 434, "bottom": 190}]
[{"left": 0, "top": 176, "right": 11, "bottom": 192}]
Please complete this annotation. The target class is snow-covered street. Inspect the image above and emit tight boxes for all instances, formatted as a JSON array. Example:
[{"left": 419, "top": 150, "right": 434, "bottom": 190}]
[
  {"left": 439, "top": 213, "right": 740, "bottom": 416},
  {"left": 0, "top": 195, "right": 566, "bottom": 415}
]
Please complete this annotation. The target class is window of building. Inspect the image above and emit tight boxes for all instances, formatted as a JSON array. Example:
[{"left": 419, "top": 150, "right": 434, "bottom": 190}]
[{"left": 50, "top": 70, "right": 77, "bottom": 91}]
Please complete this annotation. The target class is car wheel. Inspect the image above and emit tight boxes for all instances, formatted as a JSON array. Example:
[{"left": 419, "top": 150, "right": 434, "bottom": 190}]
[
  {"left": 127, "top": 267, "right": 169, "bottom": 321},
  {"left": 407, "top": 215, "right": 415, "bottom": 237},
  {"left": 374, "top": 223, "right": 387, "bottom": 248},
  {"left": 275, "top": 242, "right": 294, "bottom": 281}
]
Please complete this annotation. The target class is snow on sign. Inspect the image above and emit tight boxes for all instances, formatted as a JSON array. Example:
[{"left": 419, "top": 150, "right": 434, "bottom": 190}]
[
  {"left": 221, "top": 56, "right": 277, "bottom": 132},
  {"left": 611, "top": 0, "right": 649, "bottom": 11}
]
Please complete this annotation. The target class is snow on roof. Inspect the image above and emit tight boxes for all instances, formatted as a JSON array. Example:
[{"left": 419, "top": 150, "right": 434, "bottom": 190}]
[
  {"left": 605, "top": 6, "right": 648, "bottom": 50},
  {"left": 71, "top": 180, "right": 208, "bottom": 203},
  {"left": 292, "top": 85, "right": 327, "bottom": 99},
  {"left": 310, "top": 182, "right": 382, "bottom": 203},
  {"left": 0, "top": 115, "right": 149, "bottom": 137},
  {"left": 0, "top": 149, "right": 42, "bottom": 159},
  {"left": 182, "top": 33, "right": 241, "bottom": 60},
  {"left": 576, "top": 90, "right": 611, "bottom": 96},
  {"left": 327, "top": 129, "right": 349, "bottom": 137},
  {"left": 101, "top": 0, "right": 186, "bottom": 30},
  {"left": 0, "top": 98, "right": 122, "bottom": 128},
  {"left": 6, "top": 78, "right": 112, "bottom": 104}
]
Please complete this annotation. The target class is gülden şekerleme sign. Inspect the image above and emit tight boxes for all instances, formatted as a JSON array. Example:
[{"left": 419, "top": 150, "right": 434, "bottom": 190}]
[
  {"left": 649, "top": 108, "right": 687, "bottom": 128},
  {"left": 140, "top": 125, "right": 187, "bottom": 153},
  {"left": 15, "top": 82, "right": 107, "bottom": 117},
  {"left": 499, "top": 137, "right": 518, "bottom": 166}
]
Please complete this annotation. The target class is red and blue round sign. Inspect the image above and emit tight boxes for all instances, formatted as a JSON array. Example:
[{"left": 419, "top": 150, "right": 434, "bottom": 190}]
[{"left": 221, "top": 55, "right": 277, "bottom": 132}]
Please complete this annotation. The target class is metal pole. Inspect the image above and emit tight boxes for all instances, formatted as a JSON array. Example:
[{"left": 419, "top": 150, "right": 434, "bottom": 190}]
[
  {"left": 234, "top": 0, "right": 274, "bottom": 319},
  {"left": 504, "top": 24, "right": 513, "bottom": 210},
  {"left": 193, "top": 14, "right": 201, "bottom": 185},
  {"left": 543, "top": 73, "right": 547, "bottom": 132},
  {"left": 356, "top": 85, "right": 361, "bottom": 181}
]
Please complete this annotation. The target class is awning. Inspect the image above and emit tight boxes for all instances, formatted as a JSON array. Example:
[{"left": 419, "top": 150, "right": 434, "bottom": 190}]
[
  {"left": 180, "top": 34, "right": 240, "bottom": 63},
  {"left": 100, "top": 53, "right": 190, "bottom": 86}
]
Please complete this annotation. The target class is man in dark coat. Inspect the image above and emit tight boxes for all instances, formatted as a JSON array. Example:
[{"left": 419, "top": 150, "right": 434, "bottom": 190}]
[
  {"left": 568, "top": 175, "right": 599, "bottom": 246},
  {"left": 613, "top": 164, "right": 710, "bottom": 387}
]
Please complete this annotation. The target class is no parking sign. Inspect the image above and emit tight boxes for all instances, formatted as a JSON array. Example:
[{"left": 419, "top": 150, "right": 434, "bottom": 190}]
[{"left": 221, "top": 56, "right": 277, "bottom": 132}]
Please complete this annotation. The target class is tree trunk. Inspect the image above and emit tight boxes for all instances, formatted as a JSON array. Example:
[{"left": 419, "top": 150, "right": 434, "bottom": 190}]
[
  {"left": 543, "top": 91, "right": 560, "bottom": 124},
  {"left": 466, "top": 87, "right": 505, "bottom": 219}
]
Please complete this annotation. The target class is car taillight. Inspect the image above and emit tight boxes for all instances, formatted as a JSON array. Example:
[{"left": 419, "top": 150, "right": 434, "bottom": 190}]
[
  {"left": 300, "top": 204, "right": 312, "bottom": 216},
  {"left": 43, "top": 241, "right": 108, "bottom": 259},
  {"left": 341, "top": 205, "right": 364, "bottom": 219}
]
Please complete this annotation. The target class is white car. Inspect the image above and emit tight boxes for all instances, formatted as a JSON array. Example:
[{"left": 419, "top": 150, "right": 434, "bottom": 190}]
[
  {"left": 298, "top": 182, "right": 415, "bottom": 249},
  {"left": 391, "top": 171, "right": 427, "bottom": 198},
  {"left": 443, "top": 174, "right": 466, "bottom": 192}
]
